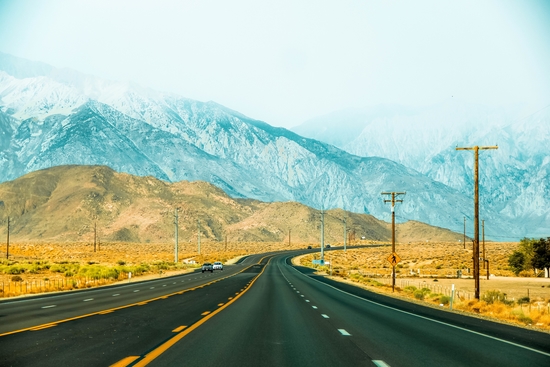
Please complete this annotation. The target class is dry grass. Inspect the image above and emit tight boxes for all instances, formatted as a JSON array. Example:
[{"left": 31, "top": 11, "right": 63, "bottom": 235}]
[{"left": 299, "top": 242, "right": 550, "bottom": 332}]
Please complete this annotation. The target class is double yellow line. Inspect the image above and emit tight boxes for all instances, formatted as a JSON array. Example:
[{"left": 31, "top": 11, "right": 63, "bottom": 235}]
[
  {"left": 0, "top": 257, "right": 269, "bottom": 338},
  {"left": 112, "top": 257, "right": 271, "bottom": 367}
]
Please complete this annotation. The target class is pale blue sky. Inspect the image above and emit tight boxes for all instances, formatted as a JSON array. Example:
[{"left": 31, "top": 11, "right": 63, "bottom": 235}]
[{"left": 0, "top": 0, "right": 549, "bottom": 128}]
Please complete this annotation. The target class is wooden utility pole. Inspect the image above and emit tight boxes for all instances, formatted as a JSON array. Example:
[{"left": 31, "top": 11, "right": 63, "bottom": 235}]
[
  {"left": 382, "top": 192, "right": 406, "bottom": 292},
  {"left": 197, "top": 219, "right": 201, "bottom": 255},
  {"left": 343, "top": 216, "right": 347, "bottom": 252},
  {"left": 463, "top": 217, "right": 466, "bottom": 249},
  {"left": 225, "top": 235, "right": 227, "bottom": 252},
  {"left": 6, "top": 216, "right": 9, "bottom": 260},
  {"left": 174, "top": 208, "right": 179, "bottom": 263},
  {"left": 320, "top": 210, "right": 325, "bottom": 263},
  {"left": 482, "top": 219, "right": 485, "bottom": 269},
  {"left": 94, "top": 221, "right": 97, "bottom": 253},
  {"left": 456, "top": 145, "right": 498, "bottom": 299}
]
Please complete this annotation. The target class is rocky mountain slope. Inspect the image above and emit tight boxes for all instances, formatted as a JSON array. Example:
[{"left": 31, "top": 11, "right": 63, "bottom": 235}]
[
  {"left": 293, "top": 102, "right": 550, "bottom": 239},
  {"left": 0, "top": 165, "right": 463, "bottom": 243},
  {"left": 0, "top": 52, "right": 530, "bottom": 239}
]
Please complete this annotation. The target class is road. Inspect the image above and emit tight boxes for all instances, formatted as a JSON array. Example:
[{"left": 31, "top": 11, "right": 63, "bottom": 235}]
[{"left": 0, "top": 249, "right": 549, "bottom": 366}]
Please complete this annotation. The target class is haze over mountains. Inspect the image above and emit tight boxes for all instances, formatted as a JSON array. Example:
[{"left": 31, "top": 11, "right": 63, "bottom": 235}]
[
  {"left": 0, "top": 52, "right": 547, "bottom": 240},
  {"left": 293, "top": 103, "right": 550, "bottom": 239}
]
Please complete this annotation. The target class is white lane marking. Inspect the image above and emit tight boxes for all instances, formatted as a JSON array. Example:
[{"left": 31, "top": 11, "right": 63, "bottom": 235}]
[
  {"left": 305, "top": 300, "right": 310, "bottom": 302},
  {"left": 83, "top": 298, "right": 94, "bottom": 302},
  {"left": 338, "top": 329, "right": 351, "bottom": 336},
  {"left": 112, "top": 294, "right": 120, "bottom": 297},
  {"left": 312, "top": 306, "right": 318, "bottom": 309},
  {"left": 300, "top": 295, "right": 304, "bottom": 297},
  {"left": 163, "top": 285, "right": 167, "bottom": 287},
  {"left": 296, "top": 291, "right": 300, "bottom": 293},
  {"left": 322, "top": 314, "right": 330, "bottom": 319},
  {"left": 373, "top": 361, "right": 391, "bottom": 367},
  {"left": 42, "top": 305, "right": 56, "bottom": 309},
  {"left": 288, "top": 261, "right": 550, "bottom": 358},
  {"left": 173, "top": 282, "right": 176, "bottom": 284},
  {"left": 133, "top": 290, "right": 140, "bottom": 293},
  {"left": 150, "top": 287, "right": 155, "bottom": 289}
]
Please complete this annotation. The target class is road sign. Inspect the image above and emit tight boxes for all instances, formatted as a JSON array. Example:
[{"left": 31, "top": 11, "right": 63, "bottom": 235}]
[{"left": 387, "top": 252, "right": 401, "bottom": 266}]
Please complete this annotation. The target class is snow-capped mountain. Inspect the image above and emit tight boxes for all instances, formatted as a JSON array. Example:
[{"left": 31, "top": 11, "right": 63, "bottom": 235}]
[
  {"left": 0, "top": 52, "right": 539, "bottom": 239},
  {"left": 293, "top": 102, "right": 550, "bottom": 239}
]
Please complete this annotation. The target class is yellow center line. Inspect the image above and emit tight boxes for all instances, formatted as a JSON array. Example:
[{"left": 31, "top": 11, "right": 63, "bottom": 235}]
[
  {"left": 201, "top": 311, "right": 210, "bottom": 315},
  {"left": 109, "top": 356, "right": 140, "bottom": 367},
  {"left": 132, "top": 258, "right": 271, "bottom": 367},
  {"left": 0, "top": 261, "right": 261, "bottom": 338},
  {"left": 172, "top": 326, "right": 187, "bottom": 333},
  {"left": 30, "top": 324, "right": 57, "bottom": 331},
  {"left": 217, "top": 303, "right": 224, "bottom": 306}
]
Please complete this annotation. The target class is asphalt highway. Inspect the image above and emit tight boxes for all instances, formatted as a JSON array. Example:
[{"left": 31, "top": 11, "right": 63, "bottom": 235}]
[{"left": 1, "top": 249, "right": 549, "bottom": 367}]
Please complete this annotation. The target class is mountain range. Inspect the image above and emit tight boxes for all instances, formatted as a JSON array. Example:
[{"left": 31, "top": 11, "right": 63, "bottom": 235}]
[
  {"left": 0, "top": 165, "right": 463, "bottom": 243},
  {"left": 0, "top": 51, "right": 547, "bottom": 240}
]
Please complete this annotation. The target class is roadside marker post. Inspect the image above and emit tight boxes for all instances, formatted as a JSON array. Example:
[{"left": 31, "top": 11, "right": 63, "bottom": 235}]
[{"left": 450, "top": 284, "right": 455, "bottom": 310}]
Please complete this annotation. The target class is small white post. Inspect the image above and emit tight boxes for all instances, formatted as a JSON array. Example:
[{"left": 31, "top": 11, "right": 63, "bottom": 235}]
[
  {"left": 128, "top": 272, "right": 132, "bottom": 283},
  {"left": 450, "top": 284, "right": 455, "bottom": 310}
]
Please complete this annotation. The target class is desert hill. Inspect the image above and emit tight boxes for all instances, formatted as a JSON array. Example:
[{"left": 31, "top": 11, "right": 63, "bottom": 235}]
[{"left": 0, "top": 165, "right": 464, "bottom": 244}]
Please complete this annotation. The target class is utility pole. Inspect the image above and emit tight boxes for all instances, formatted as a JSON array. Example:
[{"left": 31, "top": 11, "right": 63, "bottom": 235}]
[
  {"left": 343, "top": 216, "right": 347, "bottom": 252},
  {"left": 382, "top": 192, "right": 406, "bottom": 292},
  {"left": 463, "top": 217, "right": 466, "bottom": 249},
  {"left": 174, "top": 208, "right": 179, "bottom": 263},
  {"left": 482, "top": 219, "right": 485, "bottom": 269},
  {"left": 456, "top": 145, "right": 498, "bottom": 299},
  {"left": 225, "top": 235, "right": 227, "bottom": 252},
  {"left": 197, "top": 219, "right": 201, "bottom": 254},
  {"left": 288, "top": 229, "right": 291, "bottom": 248},
  {"left": 6, "top": 216, "right": 9, "bottom": 260},
  {"left": 320, "top": 210, "right": 325, "bottom": 263},
  {"left": 94, "top": 220, "right": 97, "bottom": 253}
]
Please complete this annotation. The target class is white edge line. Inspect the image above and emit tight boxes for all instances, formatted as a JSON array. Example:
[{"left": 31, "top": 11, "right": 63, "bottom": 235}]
[
  {"left": 338, "top": 329, "right": 351, "bottom": 336},
  {"left": 373, "top": 360, "right": 391, "bottom": 367},
  {"left": 287, "top": 257, "right": 550, "bottom": 358}
]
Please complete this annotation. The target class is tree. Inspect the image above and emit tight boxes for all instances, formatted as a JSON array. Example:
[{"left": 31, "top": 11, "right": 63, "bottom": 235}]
[
  {"left": 518, "top": 237, "right": 537, "bottom": 275},
  {"left": 531, "top": 237, "right": 550, "bottom": 277},
  {"left": 508, "top": 251, "right": 525, "bottom": 276}
]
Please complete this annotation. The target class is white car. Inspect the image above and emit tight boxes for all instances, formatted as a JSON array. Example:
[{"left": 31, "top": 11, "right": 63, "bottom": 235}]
[{"left": 213, "top": 261, "right": 223, "bottom": 270}]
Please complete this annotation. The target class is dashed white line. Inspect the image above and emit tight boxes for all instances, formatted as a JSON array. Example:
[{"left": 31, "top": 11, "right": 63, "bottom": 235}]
[
  {"left": 42, "top": 305, "right": 56, "bottom": 309},
  {"left": 373, "top": 361, "right": 391, "bottom": 367},
  {"left": 150, "top": 287, "right": 155, "bottom": 289},
  {"left": 133, "top": 290, "right": 140, "bottom": 292},
  {"left": 163, "top": 285, "right": 167, "bottom": 287},
  {"left": 312, "top": 306, "right": 318, "bottom": 309},
  {"left": 83, "top": 298, "right": 94, "bottom": 302},
  {"left": 300, "top": 295, "right": 304, "bottom": 297},
  {"left": 338, "top": 329, "right": 351, "bottom": 336},
  {"left": 112, "top": 294, "right": 120, "bottom": 297},
  {"left": 305, "top": 300, "right": 310, "bottom": 302},
  {"left": 321, "top": 314, "right": 330, "bottom": 319}
]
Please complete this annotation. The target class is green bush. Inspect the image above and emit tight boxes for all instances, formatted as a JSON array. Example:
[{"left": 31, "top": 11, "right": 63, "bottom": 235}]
[
  {"left": 117, "top": 260, "right": 126, "bottom": 266},
  {"left": 414, "top": 290, "right": 426, "bottom": 300},
  {"left": 439, "top": 295, "right": 451, "bottom": 305},
  {"left": 404, "top": 285, "right": 417, "bottom": 293},
  {"left": 482, "top": 290, "right": 513, "bottom": 305}
]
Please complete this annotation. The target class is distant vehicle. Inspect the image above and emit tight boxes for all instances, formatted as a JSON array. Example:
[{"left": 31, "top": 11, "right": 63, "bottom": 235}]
[
  {"left": 213, "top": 261, "right": 223, "bottom": 270},
  {"left": 325, "top": 244, "right": 331, "bottom": 248},
  {"left": 307, "top": 246, "right": 312, "bottom": 249},
  {"left": 202, "top": 263, "right": 213, "bottom": 273}
]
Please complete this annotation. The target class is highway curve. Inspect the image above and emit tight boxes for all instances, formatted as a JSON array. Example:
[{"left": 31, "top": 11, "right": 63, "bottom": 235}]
[{"left": 1, "top": 250, "right": 549, "bottom": 367}]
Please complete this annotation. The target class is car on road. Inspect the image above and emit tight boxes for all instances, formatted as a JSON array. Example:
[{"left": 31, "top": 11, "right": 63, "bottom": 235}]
[
  {"left": 213, "top": 261, "right": 223, "bottom": 270},
  {"left": 307, "top": 246, "right": 312, "bottom": 249},
  {"left": 202, "top": 262, "right": 213, "bottom": 273}
]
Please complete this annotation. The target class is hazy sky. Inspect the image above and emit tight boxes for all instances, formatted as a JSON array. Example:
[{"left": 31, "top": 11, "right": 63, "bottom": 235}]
[{"left": 0, "top": 0, "right": 549, "bottom": 128}]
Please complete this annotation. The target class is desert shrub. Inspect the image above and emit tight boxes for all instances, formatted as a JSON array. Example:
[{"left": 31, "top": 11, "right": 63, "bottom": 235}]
[
  {"left": 117, "top": 260, "right": 126, "bottom": 266},
  {"left": 414, "top": 290, "right": 426, "bottom": 300},
  {"left": 7, "top": 266, "right": 24, "bottom": 274},
  {"left": 102, "top": 268, "right": 120, "bottom": 279},
  {"left": 404, "top": 285, "right": 417, "bottom": 293},
  {"left": 64, "top": 271, "right": 74, "bottom": 277},
  {"left": 516, "top": 313, "right": 533, "bottom": 325},
  {"left": 439, "top": 295, "right": 451, "bottom": 305},
  {"left": 11, "top": 275, "right": 23, "bottom": 282},
  {"left": 518, "top": 296, "right": 530, "bottom": 304},
  {"left": 482, "top": 290, "right": 508, "bottom": 304}
]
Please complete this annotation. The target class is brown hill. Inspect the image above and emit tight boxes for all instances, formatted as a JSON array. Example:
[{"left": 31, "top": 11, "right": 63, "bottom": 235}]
[{"left": 0, "top": 165, "right": 464, "bottom": 244}]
